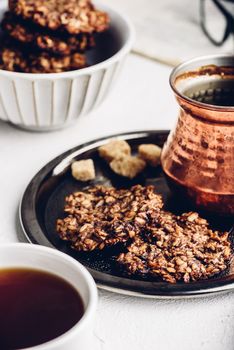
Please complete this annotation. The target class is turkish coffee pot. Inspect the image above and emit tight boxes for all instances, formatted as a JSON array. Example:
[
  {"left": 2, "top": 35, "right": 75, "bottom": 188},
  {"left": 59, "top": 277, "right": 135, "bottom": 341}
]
[{"left": 161, "top": 55, "right": 234, "bottom": 215}]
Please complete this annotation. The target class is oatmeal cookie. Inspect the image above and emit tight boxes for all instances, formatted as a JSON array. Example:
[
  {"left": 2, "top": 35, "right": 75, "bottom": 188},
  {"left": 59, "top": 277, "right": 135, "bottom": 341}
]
[
  {"left": 117, "top": 211, "right": 231, "bottom": 283},
  {"left": 28, "top": 51, "right": 86, "bottom": 73},
  {"left": 2, "top": 12, "right": 95, "bottom": 55},
  {"left": 0, "top": 45, "right": 27, "bottom": 72},
  {"left": 9, "top": 0, "right": 109, "bottom": 35},
  {"left": 0, "top": 42, "right": 86, "bottom": 73},
  {"left": 56, "top": 185, "right": 163, "bottom": 251}
]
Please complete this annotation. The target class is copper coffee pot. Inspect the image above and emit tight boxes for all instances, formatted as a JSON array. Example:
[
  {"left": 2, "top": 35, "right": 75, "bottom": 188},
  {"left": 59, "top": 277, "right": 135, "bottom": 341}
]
[{"left": 161, "top": 55, "right": 234, "bottom": 216}]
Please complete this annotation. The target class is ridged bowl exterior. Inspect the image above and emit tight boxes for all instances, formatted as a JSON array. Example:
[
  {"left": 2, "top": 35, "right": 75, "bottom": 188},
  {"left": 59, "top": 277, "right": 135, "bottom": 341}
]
[
  {"left": 0, "top": 62, "right": 123, "bottom": 130},
  {"left": 0, "top": 2, "right": 134, "bottom": 131}
]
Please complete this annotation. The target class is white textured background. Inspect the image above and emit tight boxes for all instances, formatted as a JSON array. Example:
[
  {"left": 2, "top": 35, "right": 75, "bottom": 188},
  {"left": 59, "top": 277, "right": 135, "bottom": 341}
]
[
  {"left": 108, "top": 0, "right": 234, "bottom": 65},
  {"left": 0, "top": 54, "right": 233, "bottom": 349}
]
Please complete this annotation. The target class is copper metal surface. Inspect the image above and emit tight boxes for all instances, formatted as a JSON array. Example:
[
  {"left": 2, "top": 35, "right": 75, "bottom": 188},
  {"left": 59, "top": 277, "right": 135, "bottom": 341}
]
[{"left": 161, "top": 55, "right": 234, "bottom": 215}]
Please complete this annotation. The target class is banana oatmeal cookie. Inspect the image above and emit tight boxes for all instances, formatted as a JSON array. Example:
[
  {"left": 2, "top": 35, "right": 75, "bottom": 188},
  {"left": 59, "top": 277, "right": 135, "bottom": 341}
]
[
  {"left": 2, "top": 12, "right": 95, "bottom": 55},
  {"left": 9, "top": 0, "right": 109, "bottom": 35},
  {"left": 0, "top": 43, "right": 86, "bottom": 73},
  {"left": 117, "top": 211, "right": 231, "bottom": 283},
  {"left": 56, "top": 185, "right": 163, "bottom": 251},
  {"left": 56, "top": 183, "right": 231, "bottom": 283}
]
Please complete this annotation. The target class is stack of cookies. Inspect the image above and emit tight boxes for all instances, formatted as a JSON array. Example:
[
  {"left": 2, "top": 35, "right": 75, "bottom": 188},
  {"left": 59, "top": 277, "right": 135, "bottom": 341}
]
[{"left": 0, "top": 0, "right": 110, "bottom": 73}]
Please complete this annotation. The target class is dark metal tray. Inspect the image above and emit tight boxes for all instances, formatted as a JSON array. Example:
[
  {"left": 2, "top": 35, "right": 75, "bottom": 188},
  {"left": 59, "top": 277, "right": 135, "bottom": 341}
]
[{"left": 19, "top": 131, "right": 234, "bottom": 298}]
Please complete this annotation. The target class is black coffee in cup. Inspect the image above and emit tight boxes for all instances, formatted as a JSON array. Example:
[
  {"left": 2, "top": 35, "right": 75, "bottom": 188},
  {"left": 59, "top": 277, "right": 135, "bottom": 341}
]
[{"left": 0, "top": 268, "right": 84, "bottom": 349}]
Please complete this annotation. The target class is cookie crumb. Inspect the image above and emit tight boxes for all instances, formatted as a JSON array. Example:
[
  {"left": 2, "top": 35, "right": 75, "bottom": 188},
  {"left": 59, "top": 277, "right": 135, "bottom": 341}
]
[
  {"left": 110, "top": 156, "right": 146, "bottom": 179},
  {"left": 98, "top": 140, "right": 131, "bottom": 162},
  {"left": 138, "top": 144, "right": 161, "bottom": 167},
  {"left": 71, "top": 159, "right": 95, "bottom": 181}
]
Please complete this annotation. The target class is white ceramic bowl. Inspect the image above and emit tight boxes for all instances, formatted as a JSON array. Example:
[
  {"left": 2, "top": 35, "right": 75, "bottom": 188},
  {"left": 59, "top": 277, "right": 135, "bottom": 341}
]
[
  {"left": 0, "top": 243, "right": 98, "bottom": 350},
  {"left": 0, "top": 1, "right": 134, "bottom": 131}
]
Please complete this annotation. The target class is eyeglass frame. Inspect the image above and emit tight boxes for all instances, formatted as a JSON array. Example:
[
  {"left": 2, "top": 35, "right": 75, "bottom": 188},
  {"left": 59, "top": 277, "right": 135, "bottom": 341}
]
[{"left": 200, "top": 0, "right": 234, "bottom": 46}]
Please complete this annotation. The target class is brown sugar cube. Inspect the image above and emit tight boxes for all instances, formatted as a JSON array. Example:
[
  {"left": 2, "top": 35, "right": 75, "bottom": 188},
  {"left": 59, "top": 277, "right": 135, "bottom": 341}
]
[
  {"left": 71, "top": 159, "right": 95, "bottom": 181},
  {"left": 98, "top": 140, "right": 131, "bottom": 162},
  {"left": 110, "top": 156, "right": 146, "bottom": 179},
  {"left": 138, "top": 144, "right": 162, "bottom": 167}
]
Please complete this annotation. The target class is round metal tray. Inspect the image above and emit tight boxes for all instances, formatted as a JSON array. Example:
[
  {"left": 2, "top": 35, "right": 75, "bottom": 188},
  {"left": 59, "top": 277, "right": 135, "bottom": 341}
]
[{"left": 19, "top": 130, "right": 234, "bottom": 298}]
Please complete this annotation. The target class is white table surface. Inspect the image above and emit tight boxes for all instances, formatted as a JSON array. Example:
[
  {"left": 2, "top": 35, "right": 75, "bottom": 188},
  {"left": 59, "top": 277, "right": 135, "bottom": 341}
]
[{"left": 0, "top": 53, "right": 233, "bottom": 350}]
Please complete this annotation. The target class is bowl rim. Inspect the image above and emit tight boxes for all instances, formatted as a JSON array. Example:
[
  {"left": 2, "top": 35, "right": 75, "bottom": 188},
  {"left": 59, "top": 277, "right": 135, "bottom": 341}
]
[
  {"left": 0, "top": 1, "right": 135, "bottom": 80},
  {"left": 0, "top": 243, "right": 98, "bottom": 350}
]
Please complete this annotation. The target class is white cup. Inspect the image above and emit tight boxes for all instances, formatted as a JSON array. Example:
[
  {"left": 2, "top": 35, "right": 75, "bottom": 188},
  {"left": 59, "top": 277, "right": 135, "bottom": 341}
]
[{"left": 0, "top": 243, "right": 98, "bottom": 350}]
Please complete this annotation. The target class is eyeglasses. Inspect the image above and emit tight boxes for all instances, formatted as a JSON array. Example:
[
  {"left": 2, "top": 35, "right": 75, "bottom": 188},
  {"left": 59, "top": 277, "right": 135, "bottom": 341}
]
[{"left": 200, "top": 0, "right": 234, "bottom": 46}]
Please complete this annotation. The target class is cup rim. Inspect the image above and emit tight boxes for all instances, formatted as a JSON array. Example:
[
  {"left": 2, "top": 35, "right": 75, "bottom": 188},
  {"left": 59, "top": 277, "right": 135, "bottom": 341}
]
[
  {"left": 0, "top": 1, "right": 135, "bottom": 80},
  {"left": 0, "top": 243, "right": 98, "bottom": 350},
  {"left": 169, "top": 53, "right": 234, "bottom": 112}
]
